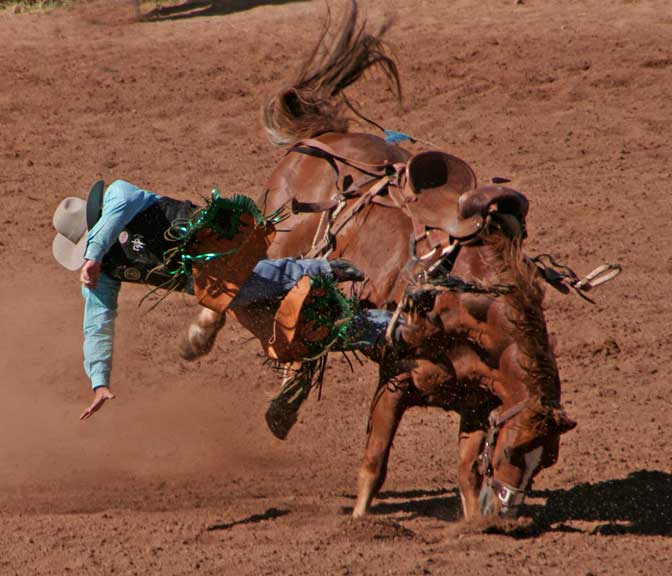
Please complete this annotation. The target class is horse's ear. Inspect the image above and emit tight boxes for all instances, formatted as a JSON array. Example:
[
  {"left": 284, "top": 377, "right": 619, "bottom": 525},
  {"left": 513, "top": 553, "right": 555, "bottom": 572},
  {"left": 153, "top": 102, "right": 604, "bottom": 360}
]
[{"left": 551, "top": 409, "right": 577, "bottom": 434}]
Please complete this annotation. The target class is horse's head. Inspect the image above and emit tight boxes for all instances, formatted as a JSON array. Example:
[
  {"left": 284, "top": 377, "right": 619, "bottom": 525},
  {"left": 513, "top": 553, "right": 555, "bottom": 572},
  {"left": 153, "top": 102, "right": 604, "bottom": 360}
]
[
  {"left": 478, "top": 400, "right": 577, "bottom": 517},
  {"left": 445, "top": 228, "right": 579, "bottom": 518}
]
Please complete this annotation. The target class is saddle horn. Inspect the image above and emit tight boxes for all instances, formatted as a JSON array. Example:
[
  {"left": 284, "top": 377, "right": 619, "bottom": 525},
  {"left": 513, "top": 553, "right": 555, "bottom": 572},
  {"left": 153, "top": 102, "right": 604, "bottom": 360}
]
[
  {"left": 457, "top": 186, "right": 529, "bottom": 238},
  {"left": 458, "top": 185, "right": 529, "bottom": 222}
]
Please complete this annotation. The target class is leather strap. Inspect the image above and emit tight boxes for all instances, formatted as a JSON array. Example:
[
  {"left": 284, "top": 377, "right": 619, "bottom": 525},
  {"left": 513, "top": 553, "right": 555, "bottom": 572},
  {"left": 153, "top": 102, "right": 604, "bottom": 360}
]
[
  {"left": 370, "top": 195, "right": 399, "bottom": 208},
  {"left": 490, "top": 399, "right": 529, "bottom": 428},
  {"left": 290, "top": 138, "right": 395, "bottom": 176},
  {"left": 291, "top": 197, "right": 340, "bottom": 213},
  {"left": 330, "top": 176, "right": 392, "bottom": 238}
]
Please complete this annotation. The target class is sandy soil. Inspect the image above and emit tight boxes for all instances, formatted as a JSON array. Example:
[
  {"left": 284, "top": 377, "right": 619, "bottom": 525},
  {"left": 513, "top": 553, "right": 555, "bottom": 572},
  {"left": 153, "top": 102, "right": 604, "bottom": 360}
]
[{"left": 1, "top": 0, "right": 671, "bottom": 574}]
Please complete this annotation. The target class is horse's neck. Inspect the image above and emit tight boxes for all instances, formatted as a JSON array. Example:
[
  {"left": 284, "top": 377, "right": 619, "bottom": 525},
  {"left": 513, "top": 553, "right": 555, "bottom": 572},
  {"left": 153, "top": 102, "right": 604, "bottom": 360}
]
[
  {"left": 450, "top": 237, "right": 557, "bottom": 406},
  {"left": 451, "top": 239, "right": 512, "bottom": 284}
]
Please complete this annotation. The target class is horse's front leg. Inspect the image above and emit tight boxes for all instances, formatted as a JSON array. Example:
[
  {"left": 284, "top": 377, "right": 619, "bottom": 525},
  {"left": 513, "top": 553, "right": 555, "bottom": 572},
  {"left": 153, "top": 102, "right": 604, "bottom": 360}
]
[
  {"left": 353, "top": 380, "right": 407, "bottom": 518},
  {"left": 456, "top": 413, "right": 488, "bottom": 520},
  {"left": 178, "top": 306, "right": 225, "bottom": 360}
]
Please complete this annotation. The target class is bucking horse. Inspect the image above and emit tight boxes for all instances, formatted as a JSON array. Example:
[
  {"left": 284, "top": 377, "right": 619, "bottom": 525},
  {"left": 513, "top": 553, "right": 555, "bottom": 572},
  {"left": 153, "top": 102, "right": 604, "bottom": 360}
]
[{"left": 180, "top": 0, "right": 618, "bottom": 521}]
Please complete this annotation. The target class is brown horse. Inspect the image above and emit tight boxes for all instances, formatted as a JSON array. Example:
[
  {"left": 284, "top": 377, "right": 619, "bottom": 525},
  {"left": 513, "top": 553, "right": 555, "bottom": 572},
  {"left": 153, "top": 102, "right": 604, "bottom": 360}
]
[{"left": 182, "top": 0, "right": 576, "bottom": 520}]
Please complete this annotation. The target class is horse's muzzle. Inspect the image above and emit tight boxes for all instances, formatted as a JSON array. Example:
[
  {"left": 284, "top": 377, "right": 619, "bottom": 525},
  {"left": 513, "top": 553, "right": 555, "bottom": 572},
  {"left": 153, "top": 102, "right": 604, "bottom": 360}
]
[{"left": 479, "top": 479, "right": 526, "bottom": 518}]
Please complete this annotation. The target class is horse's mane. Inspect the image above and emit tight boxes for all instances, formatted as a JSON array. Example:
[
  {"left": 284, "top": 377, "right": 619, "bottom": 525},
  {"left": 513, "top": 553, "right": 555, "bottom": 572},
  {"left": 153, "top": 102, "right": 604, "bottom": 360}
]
[
  {"left": 261, "top": 0, "right": 401, "bottom": 146},
  {"left": 481, "top": 233, "right": 560, "bottom": 407}
]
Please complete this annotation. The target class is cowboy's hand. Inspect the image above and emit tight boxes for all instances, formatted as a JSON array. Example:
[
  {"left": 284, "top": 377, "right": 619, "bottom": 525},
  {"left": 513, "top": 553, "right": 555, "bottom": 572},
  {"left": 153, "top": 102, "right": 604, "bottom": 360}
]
[
  {"left": 80, "top": 386, "right": 115, "bottom": 420},
  {"left": 80, "top": 259, "right": 101, "bottom": 289}
]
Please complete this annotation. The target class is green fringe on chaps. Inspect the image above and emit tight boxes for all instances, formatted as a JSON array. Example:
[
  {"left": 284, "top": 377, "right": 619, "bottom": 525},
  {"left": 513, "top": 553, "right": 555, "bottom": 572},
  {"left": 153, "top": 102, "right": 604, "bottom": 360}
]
[{"left": 264, "top": 276, "right": 360, "bottom": 440}]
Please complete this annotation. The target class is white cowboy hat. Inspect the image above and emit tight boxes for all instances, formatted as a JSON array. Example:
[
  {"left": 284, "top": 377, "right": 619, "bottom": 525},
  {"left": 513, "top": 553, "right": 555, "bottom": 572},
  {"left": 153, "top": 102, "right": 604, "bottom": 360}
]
[
  {"left": 52, "top": 196, "right": 88, "bottom": 271},
  {"left": 52, "top": 181, "right": 105, "bottom": 271}
]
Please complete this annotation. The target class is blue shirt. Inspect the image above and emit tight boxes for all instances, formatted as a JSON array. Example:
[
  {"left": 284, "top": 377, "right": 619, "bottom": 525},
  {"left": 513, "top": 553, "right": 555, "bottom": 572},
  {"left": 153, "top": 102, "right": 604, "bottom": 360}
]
[
  {"left": 82, "top": 180, "right": 160, "bottom": 389},
  {"left": 84, "top": 180, "right": 161, "bottom": 262}
]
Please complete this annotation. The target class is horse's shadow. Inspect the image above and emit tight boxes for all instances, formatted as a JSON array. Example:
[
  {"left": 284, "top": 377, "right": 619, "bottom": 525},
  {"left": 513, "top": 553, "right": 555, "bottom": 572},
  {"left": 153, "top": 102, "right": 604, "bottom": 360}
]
[
  {"left": 206, "top": 507, "right": 289, "bottom": 531},
  {"left": 141, "top": 0, "right": 310, "bottom": 22},
  {"left": 339, "top": 470, "right": 672, "bottom": 536},
  {"left": 340, "top": 487, "right": 463, "bottom": 523},
  {"left": 525, "top": 469, "right": 672, "bottom": 536}
]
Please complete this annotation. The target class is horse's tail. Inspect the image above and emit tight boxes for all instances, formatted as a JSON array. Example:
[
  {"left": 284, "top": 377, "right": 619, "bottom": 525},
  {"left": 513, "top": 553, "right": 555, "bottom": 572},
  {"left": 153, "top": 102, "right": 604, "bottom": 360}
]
[{"left": 261, "top": 0, "right": 402, "bottom": 147}]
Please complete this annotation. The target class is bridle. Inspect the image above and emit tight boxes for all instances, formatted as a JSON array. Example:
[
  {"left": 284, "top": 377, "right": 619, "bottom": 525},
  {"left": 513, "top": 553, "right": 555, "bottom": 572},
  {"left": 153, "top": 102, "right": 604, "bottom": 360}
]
[{"left": 478, "top": 399, "right": 530, "bottom": 514}]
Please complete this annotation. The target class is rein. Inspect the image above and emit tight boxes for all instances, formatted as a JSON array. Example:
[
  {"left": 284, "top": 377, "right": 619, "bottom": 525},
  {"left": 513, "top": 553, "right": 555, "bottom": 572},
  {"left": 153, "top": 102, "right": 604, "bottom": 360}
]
[{"left": 531, "top": 253, "right": 621, "bottom": 303}]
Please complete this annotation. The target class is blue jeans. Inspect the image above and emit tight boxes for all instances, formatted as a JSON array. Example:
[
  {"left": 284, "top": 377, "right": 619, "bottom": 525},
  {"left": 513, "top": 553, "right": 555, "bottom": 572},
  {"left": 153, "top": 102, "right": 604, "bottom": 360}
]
[{"left": 230, "top": 258, "right": 331, "bottom": 308}]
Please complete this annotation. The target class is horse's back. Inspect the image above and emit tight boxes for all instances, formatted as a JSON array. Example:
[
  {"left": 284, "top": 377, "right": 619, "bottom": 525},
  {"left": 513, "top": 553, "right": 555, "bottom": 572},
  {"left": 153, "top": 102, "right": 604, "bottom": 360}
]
[
  {"left": 317, "top": 132, "right": 410, "bottom": 164},
  {"left": 264, "top": 131, "right": 408, "bottom": 206},
  {"left": 264, "top": 131, "right": 413, "bottom": 306}
]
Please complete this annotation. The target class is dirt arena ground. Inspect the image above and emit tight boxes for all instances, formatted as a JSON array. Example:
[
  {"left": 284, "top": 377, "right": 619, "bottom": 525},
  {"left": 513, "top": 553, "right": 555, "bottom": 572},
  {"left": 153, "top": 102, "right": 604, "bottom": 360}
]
[{"left": 1, "top": 0, "right": 671, "bottom": 574}]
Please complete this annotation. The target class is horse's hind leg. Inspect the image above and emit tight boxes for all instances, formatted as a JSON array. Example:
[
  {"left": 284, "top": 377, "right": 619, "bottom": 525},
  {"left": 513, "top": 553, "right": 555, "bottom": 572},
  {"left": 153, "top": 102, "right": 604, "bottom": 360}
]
[
  {"left": 178, "top": 306, "right": 225, "bottom": 361},
  {"left": 353, "top": 381, "right": 407, "bottom": 518}
]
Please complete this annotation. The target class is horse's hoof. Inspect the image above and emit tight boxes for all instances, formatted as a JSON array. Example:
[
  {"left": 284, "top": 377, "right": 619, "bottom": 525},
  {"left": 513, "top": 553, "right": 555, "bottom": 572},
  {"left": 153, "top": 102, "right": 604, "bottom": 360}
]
[
  {"left": 179, "top": 323, "right": 217, "bottom": 361},
  {"left": 351, "top": 507, "right": 367, "bottom": 519},
  {"left": 178, "top": 339, "right": 200, "bottom": 361}
]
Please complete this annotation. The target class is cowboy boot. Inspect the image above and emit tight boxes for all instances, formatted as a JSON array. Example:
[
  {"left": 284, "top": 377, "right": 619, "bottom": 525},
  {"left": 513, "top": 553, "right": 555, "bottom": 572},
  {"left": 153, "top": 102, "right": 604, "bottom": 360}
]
[
  {"left": 328, "top": 259, "right": 365, "bottom": 282},
  {"left": 265, "top": 362, "right": 313, "bottom": 440}
]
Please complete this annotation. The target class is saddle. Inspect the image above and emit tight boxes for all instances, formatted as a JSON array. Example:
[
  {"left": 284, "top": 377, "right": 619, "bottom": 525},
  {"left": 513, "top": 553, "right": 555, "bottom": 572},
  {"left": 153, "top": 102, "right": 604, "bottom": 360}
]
[
  {"left": 399, "top": 150, "right": 481, "bottom": 239},
  {"left": 288, "top": 138, "right": 529, "bottom": 263}
]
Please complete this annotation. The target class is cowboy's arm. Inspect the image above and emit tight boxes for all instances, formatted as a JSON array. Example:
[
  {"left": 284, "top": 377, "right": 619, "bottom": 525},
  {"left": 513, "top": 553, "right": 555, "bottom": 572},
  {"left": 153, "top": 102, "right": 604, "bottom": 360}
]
[
  {"left": 78, "top": 181, "right": 158, "bottom": 419},
  {"left": 84, "top": 179, "right": 160, "bottom": 262},
  {"left": 80, "top": 270, "right": 121, "bottom": 420}
]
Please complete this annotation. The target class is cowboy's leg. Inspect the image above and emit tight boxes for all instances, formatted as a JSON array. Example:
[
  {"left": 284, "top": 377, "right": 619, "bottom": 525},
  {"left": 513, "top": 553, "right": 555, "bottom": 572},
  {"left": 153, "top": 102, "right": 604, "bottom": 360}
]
[
  {"left": 340, "top": 309, "right": 395, "bottom": 348},
  {"left": 231, "top": 257, "right": 363, "bottom": 308},
  {"left": 257, "top": 258, "right": 365, "bottom": 438},
  {"left": 230, "top": 258, "right": 331, "bottom": 308},
  {"left": 331, "top": 308, "right": 409, "bottom": 353},
  {"left": 179, "top": 258, "right": 327, "bottom": 360}
]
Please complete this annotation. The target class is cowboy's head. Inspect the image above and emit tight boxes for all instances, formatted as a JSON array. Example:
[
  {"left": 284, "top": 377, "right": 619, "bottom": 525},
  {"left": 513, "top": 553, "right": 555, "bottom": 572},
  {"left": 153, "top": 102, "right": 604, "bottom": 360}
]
[{"left": 51, "top": 181, "right": 105, "bottom": 270}]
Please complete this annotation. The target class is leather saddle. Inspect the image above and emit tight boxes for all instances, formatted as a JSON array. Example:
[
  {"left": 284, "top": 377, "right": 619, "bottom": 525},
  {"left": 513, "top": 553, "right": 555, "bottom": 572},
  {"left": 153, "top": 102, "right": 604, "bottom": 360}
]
[
  {"left": 401, "top": 150, "right": 479, "bottom": 239},
  {"left": 401, "top": 150, "right": 529, "bottom": 240},
  {"left": 286, "top": 139, "right": 530, "bottom": 261}
]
